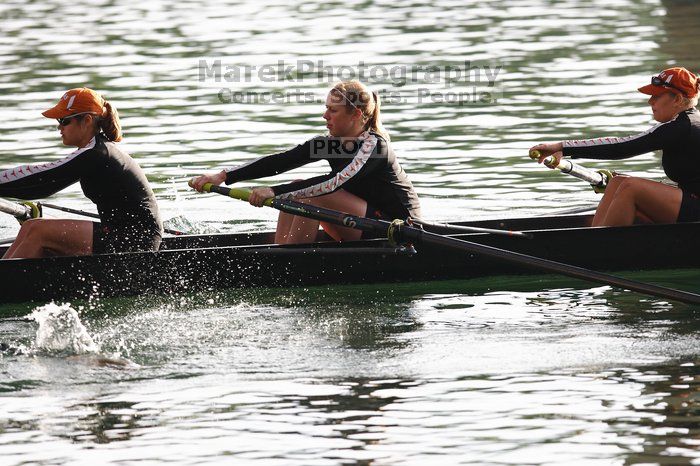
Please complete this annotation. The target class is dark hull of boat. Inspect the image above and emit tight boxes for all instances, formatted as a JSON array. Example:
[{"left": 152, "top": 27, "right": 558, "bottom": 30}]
[{"left": 1, "top": 214, "right": 698, "bottom": 304}]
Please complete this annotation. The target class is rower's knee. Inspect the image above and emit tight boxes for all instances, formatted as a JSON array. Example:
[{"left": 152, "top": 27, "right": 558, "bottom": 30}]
[
  {"left": 18, "top": 219, "right": 43, "bottom": 238},
  {"left": 615, "top": 177, "right": 642, "bottom": 195},
  {"left": 606, "top": 175, "right": 629, "bottom": 191}
]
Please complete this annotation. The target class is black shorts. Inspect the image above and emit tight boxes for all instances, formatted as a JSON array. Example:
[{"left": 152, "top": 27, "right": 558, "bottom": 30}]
[
  {"left": 677, "top": 191, "right": 700, "bottom": 223},
  {"left": 92, "top": 223, "right": 162, "bottom": 254},
  {"left": 360, "top": 203, "right": 393, "bottom": 239}
]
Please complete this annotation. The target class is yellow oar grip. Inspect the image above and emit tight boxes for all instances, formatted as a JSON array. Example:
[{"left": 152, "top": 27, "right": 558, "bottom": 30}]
[
  {"left": 193, "top": 180, "right": 274, "bottom": 206},
  {"left": 223, "top": 188, "right": 274, "bottom": 206},
  {"left": 20, "top": 201, "right": 41, "bottom": 219},
  {"left": 529, "top": 149, "right": 558, "bottom": 168}
]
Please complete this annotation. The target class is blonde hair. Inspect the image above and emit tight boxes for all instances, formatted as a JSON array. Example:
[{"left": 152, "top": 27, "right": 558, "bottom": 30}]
[
  {"left": 681, "top": 94, "right": 699, "bottom": 108},
  {"left": 330, "top": 80, "right": 389, "bottom": 141},
  {"left": 98, "top": 100, "right": 123, "bottom": 142},
  {"left": 678, "top": 77, "right": 700, "bottom": 108}
]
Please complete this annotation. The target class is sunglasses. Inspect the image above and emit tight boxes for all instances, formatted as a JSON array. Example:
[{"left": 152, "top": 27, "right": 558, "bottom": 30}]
[
  {"left": 651, "top": 76, "right": 687, "bottom": 97},
  {"left": 56, "top": 111, "right": 95, "bottom": 127}
]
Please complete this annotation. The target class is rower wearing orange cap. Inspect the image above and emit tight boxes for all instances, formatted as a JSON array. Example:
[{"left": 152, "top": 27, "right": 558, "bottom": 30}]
[
  {"left": 531, "top": 67, "right": 700, "bottom": 227},
  {"left": 0, "top": 88, "right": 162, "bottom": 258}
]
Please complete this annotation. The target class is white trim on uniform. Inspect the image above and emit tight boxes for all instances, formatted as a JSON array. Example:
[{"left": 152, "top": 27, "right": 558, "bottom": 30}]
[
  {"left": 563, "top": 114, "right": 680, "bottom": 149},
  {"left": 0, "top": 137, "right": 96, "bottom": 184},
  {"left": 275, "top": 131, "right": 378, "bottom": 200}
]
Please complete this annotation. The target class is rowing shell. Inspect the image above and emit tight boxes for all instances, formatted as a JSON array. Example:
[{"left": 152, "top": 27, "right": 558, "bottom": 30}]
[{"left": 0, "top": 214, "right": 698, "bottom": 304}]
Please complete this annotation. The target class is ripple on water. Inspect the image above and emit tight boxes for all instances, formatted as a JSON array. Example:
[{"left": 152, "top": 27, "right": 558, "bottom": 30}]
[{"left": 1, "top": 0, "right": 700, "bottom": 464}]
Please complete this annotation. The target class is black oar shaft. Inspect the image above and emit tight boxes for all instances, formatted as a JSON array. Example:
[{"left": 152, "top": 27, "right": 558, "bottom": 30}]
[
  {"left": 204, "top": 184, "right": 700, "bottom": 305},
  {"left": 402, "top": 227, "right": 699, "bottom": 304},
  {"left": 410, "top": 218, "right": 531, "bottom": 238},
  {"left": 41, "top": 202, "right": 99, "bottom": 220}
]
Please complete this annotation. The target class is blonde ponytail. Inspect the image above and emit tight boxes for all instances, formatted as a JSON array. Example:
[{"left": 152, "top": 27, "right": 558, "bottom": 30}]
[
  {"left": 99, "top": 101, "right": 123, "bottom": 142},
  {"left": 367, "top": 91, "right": 389, "bottom": 141}
]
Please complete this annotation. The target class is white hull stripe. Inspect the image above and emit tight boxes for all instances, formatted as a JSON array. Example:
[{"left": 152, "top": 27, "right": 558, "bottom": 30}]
[
  {"left": 563, "top": 114, "right": 679, "bottom": 149},
  {"left": 275, "top": 132, "right": 378, "bottom": 200},
  {"left": 0, "top": 137, "right": 95, "bottom": 184}
]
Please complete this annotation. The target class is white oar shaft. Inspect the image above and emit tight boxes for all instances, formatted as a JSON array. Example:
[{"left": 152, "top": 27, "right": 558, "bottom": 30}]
[
  {"left": 554, "top": 159, "right": 607, "bottom": 187},
  {"left": 529, "top": 150, "right": 610, "bottom": 191},
  {"left": 0, "top": 198, "right": 32, "bottom": 221}
]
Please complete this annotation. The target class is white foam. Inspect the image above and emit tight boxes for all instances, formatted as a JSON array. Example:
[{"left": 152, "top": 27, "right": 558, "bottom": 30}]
[{"left": 30, "top": 303, "right": 98, "bottom": 354}]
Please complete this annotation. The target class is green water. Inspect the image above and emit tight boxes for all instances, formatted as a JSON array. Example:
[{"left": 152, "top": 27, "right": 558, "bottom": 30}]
[{"left": 1, "top": 0, "right": 700, "bottom": 464}]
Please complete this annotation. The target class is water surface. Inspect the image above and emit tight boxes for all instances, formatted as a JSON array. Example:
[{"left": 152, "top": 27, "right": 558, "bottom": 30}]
[{"left": 1, "top": 0, "right": 699, "bottom": 464}]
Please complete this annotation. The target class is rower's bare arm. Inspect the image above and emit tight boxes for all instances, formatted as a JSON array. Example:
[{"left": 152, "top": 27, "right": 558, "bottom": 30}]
[
  {"left": 530, "top": 142, "right": 563, "bottom": 168},
  {"left": 190, "top": 171, "right": 227, "bottom": 192}
]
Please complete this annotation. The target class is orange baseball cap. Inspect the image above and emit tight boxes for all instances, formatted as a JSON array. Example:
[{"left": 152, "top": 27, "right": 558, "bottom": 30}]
[
  {"left": 638, "top": 67, "right": 699, "bottom": 98},
  {"left": 42, "top": 88, "right": 106, "bottom": 119}
]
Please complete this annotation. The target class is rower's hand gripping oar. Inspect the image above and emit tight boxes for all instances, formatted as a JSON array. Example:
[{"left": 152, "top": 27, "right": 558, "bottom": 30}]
[
  {"left": 0, "top": 198, "right": 41, "bottom": 223},
  {"left": 529, "top": 149, "right": 613, "bottom": 193},
  {"left": 193, "top": 181, "right": 700, "bottom": 306}
]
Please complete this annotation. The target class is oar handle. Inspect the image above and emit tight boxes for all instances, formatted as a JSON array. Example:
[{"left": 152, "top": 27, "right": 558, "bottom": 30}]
[
  {"left": 528, "top": 149, "right": 559, "bottom": 168},
  {"left": 0, "top": 198, "right": 41, "bottom": 222},
  {"left": 529, "top": 149, "right": 611, "bottom": 192},
  {"left": 193, "top": 180, "right": 274, "bottom": 207}
]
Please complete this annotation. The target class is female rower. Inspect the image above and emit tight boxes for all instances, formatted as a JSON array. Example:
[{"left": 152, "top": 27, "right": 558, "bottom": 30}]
[
  {"left": 531, "top": 67, "right": 700, "bottom": 227},
  {"left": 0, "top": 87, "right": 162, "bottom": 259},
  {"left": 190, "top": 80, "right": 421, "bottom": 243}
]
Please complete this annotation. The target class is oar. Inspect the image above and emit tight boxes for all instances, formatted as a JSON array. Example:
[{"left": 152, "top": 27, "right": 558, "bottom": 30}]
[
  {"left": 409, "top": 218, "right": 531, "bottom": 239},
  {"left": 196, "top": 182, "right": 700, "bottom": 305},
  {"left": 529, "top": 149, "right": 612, "bottom": 193},
  {"left": 39, "top": 202, "right": 186, "bottom": 236},
  {"left": 0, "top": 198, "right": 40, "bottom": 222}
]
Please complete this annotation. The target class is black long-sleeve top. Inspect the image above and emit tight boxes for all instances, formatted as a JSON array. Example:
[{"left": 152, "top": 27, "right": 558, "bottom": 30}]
[
  {"left": 0, "top": 134, "right": 162, "bottom": 236},
  {"left": 562, "top": 108, "right": 700, "bottom": 194},
  {"left": 224, "top": 131, "right": 422, "bottom": 220}
]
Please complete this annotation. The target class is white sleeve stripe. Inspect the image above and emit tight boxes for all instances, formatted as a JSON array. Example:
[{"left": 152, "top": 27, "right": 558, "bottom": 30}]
[
  {"left": 0, "top": 137, "right": 95, "bottom": 184},
  {"left": 562, "top": 114, "right": 679, "bottom": 148},
  {"left": 275, "top": 132, "right": 378, "bottom": 200}
]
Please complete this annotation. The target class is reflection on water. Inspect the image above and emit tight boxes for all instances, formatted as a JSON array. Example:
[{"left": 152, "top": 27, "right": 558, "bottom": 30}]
[
  {"left": 1, "top": 0, "right": 699, "bottom": 463},
  {"left": 660, "top": 0, "right": 700, "bottom": 70},
  {"left": 1, "top": 282, "right": 699, "bottom": 464}
]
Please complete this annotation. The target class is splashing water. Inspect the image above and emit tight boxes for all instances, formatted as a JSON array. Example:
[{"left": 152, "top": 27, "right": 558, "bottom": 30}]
[
  {"left": 30, "top": 303, "right": 98, "bottom": 354},
  {"left": 163, "top": 214, "right": 220, "bottom": 235}
]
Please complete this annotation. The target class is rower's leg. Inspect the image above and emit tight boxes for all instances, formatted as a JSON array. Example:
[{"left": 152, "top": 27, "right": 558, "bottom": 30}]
[
  {"left": 592, "top": 175, "right": 628, "bottom": 226},
  {"left": 312, "top": 190, "right": 366, "bottom": 241},
  {"left": 3, "top": 219, "right": 93, "bottom": 259},
  {"left": 274, "top": 210, "right": 297, "bottom": 243},
  {"left": 283, "top": 212, "right": 321, "bottom": 244},
  {"left": 274, "top": 180, "right": 320, "bottom": 244},
  {"left": 2, "top": 219, "right": 36, "bottom": 258},
  {"left": 274, "top": 189, "right": 367, "bottom": 244},
  {"left": 599, "top": 177, "right": 682, "bottom": 226}
]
